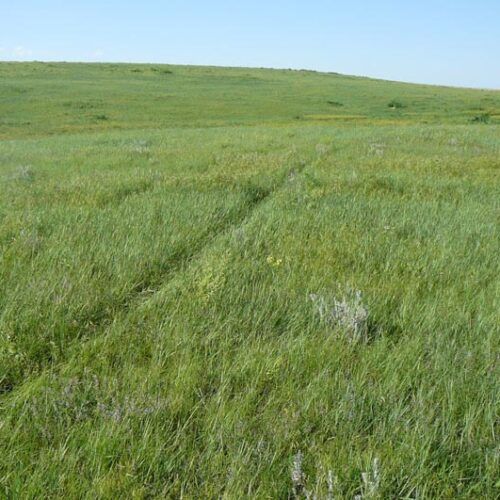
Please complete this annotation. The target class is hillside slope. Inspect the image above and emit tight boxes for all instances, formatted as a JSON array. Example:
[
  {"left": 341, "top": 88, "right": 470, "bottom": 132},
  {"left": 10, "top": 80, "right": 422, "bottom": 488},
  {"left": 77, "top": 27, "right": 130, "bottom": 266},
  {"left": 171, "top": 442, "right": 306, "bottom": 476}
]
[{"left": 1, "top": 62, "right": 499, "bottom": 139}]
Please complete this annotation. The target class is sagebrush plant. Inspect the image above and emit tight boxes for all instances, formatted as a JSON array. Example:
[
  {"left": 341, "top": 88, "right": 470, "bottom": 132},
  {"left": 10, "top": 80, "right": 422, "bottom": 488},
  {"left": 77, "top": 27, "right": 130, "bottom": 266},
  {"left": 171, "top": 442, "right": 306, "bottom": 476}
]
[
  {"left": 290, "top": 452, "right": 381, "bottom": 499},
  {"left": 0, "top": 62, "right": 498, "bottom": 498},
  {"left": 357, "top": 459, "right": 381, "bottom": 499},
  {"left": 10, "top": 165, "right": 35, "bottom": 182},
  {"left": 291, "top": 451, "right": 307, "bottom": 498},
  {"left": 309, "top": 290, "right": 369, "bottom": 342}
]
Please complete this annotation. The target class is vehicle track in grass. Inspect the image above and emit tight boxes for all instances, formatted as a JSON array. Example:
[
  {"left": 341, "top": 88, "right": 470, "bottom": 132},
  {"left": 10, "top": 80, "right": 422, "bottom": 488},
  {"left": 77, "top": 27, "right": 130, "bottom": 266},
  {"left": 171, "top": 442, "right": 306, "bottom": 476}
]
[{"left": 0, "top": 159, "right": 309, "bottom": 395}]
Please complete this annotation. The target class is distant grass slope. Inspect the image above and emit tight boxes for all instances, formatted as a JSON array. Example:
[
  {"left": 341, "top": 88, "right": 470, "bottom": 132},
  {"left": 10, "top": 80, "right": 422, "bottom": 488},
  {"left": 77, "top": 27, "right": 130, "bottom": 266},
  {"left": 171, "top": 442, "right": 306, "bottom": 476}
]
[
  {"left": 1, "top": 62, "right": 499, "bottom": 139},
  {"left": 0, "top": 63, "right": 499, "bottom": 498}
]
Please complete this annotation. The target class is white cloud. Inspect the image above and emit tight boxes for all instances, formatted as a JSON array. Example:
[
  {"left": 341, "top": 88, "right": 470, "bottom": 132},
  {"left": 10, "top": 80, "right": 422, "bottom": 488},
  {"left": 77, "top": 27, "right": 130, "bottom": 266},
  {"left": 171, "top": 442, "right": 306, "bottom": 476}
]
[{"left": 12, "top": 46, "right": 33, "bottom": 58}]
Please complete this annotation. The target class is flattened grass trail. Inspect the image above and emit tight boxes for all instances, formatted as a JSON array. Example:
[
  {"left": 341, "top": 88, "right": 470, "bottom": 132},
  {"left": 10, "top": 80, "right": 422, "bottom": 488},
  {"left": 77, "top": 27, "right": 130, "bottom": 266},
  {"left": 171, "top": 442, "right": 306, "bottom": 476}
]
[{"left": 0, "top": 62, "right": 499, "bottom": 498}]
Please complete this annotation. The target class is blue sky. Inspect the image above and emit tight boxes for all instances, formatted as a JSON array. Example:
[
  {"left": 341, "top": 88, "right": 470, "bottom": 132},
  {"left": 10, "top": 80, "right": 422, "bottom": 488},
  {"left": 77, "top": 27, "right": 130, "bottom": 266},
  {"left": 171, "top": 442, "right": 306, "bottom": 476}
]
[{"left": 1, "top": 1, "right": 499, "bottom": 88}]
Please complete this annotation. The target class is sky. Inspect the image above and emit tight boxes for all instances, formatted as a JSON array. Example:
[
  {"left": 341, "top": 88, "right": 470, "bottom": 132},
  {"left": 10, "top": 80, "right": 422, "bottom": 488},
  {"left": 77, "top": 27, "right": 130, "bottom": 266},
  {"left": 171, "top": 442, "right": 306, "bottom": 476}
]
[{"left": 1, "top": 1, "right": 499, "bottom": 88}]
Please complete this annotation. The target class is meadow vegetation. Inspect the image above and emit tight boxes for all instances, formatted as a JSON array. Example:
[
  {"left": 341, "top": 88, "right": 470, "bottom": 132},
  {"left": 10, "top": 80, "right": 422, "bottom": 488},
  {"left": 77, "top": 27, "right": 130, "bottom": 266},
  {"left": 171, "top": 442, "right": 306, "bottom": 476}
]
[{"left": 0, "top": 62, "right": 499, "bottom": 498}]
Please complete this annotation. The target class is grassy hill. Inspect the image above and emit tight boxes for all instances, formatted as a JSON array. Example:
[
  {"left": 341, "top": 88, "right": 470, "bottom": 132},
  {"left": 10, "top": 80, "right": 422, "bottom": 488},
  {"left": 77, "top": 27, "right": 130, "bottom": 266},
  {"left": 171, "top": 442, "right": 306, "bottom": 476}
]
[
  {"left": 0, "top": 62, "right": 499, "bottom": 498},
  {"left": 1, "top": 62, "right": 500, "bottom": 139}
]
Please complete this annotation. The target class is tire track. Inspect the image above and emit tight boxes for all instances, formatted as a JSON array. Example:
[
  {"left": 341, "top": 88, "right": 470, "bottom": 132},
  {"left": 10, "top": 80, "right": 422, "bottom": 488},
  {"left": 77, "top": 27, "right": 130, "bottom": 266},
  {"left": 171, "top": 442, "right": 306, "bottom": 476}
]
[{"left": 1, "top": 160, "right": 308, "bottom": 395}]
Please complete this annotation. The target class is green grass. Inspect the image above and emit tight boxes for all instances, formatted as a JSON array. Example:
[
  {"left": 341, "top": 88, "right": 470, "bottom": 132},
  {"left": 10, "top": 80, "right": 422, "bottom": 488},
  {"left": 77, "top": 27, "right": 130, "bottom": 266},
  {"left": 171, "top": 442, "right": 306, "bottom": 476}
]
[{"left": 0, "top": 62, "right": 499, "bottom": 498}]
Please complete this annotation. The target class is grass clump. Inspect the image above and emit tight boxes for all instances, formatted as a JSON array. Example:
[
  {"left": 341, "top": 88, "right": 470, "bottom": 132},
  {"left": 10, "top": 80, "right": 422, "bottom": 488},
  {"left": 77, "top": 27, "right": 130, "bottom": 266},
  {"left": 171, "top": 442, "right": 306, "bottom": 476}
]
[
  {"left": 388, "top": 99, "right": 405, "bottom": 109},
  {"left": 471, "top": 112, "right": 491, "bottom": 123}
]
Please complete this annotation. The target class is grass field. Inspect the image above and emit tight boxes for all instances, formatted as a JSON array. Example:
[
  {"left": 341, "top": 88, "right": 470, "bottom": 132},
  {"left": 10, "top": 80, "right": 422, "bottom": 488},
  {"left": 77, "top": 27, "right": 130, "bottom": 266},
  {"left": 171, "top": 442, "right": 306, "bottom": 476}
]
[{"left": 0, "top": 62, "right": 499, "bottom": 498}]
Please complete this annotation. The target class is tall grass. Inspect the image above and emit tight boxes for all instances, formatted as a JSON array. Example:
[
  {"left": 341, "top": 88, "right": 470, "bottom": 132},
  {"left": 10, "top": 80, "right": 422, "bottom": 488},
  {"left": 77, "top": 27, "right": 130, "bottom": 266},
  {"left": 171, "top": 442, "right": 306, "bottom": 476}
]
[{"left": 0, "top": 63, "right": 499, "bottom": 498}]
